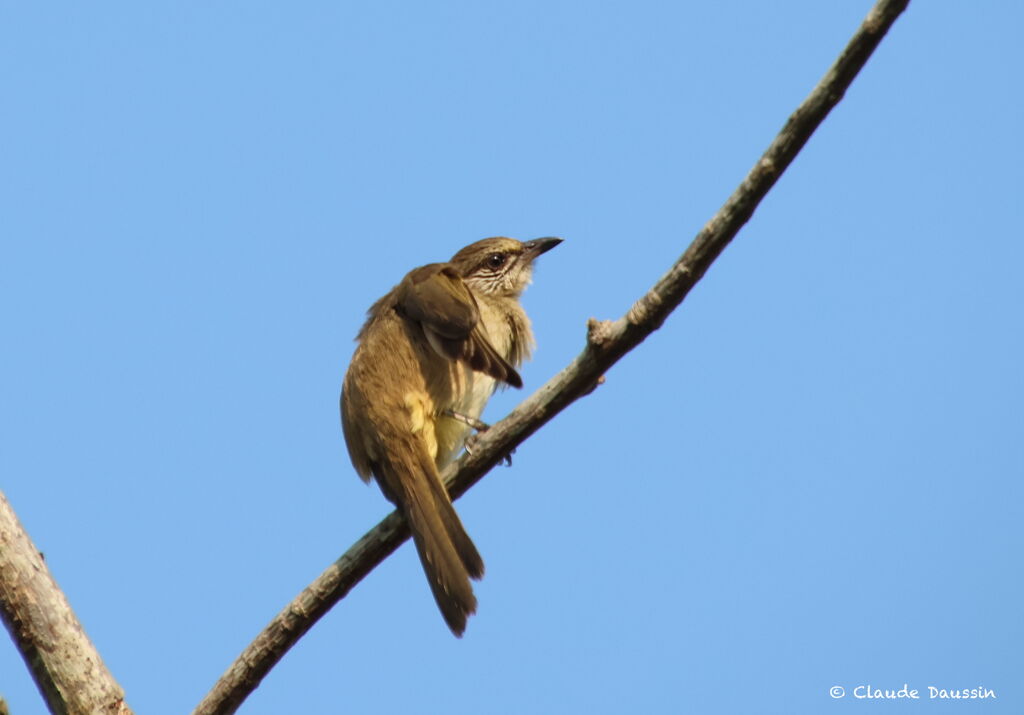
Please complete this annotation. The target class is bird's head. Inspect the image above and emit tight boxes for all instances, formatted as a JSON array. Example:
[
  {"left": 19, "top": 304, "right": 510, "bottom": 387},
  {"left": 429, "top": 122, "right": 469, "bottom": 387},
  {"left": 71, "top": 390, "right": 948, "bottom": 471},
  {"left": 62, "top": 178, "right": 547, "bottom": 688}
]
[{"left": 450, "top": 236, "right": 562, "bottom": 297}]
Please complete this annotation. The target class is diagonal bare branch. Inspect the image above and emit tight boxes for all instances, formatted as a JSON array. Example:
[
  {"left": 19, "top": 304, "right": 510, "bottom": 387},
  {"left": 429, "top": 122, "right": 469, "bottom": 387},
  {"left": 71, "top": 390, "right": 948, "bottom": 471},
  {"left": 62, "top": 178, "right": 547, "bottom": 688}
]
[
  {"left": 0, "top": 491, "right": 132, "bottom": 715},
  {"left": 193, "top": 1, "right": 910, "bottom": 712}
]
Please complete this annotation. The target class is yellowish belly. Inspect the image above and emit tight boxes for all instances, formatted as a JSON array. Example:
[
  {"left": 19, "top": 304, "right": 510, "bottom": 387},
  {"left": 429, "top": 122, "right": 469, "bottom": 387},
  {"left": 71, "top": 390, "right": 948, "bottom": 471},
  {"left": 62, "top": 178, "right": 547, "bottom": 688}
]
[{"left": 432, "top": 366, "right": 496, "bottom": 467}]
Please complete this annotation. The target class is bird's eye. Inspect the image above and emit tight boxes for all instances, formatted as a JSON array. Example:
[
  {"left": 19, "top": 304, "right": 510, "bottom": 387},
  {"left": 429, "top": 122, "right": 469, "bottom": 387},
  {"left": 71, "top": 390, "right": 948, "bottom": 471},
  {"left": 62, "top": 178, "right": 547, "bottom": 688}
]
[{"left": 486, "top": 253, "right": 506, "bottom": 270}]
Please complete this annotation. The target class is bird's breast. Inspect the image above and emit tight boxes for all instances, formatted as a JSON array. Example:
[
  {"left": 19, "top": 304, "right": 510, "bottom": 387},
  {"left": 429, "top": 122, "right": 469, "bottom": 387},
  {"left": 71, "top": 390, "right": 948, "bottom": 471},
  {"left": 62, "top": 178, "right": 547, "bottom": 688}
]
[
  {"left": 431, "top": 301, "right": 517, "bottom": 466},
  {"left": 432, "top": 363, "right": 496, "bottom": 467}
]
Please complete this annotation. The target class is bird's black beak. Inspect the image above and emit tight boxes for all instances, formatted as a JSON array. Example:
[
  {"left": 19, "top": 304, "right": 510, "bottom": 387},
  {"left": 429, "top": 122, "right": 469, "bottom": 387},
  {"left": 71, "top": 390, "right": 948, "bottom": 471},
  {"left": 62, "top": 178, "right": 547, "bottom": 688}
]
[{"left": 524, "top": 237, "right": 563, "bottom": 258}]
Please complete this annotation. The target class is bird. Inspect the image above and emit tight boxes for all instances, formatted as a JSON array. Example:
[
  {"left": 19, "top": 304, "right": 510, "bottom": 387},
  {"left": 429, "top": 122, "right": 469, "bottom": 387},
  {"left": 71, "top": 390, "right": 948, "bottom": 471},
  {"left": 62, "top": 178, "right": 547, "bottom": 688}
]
[{"left": 341, "top": 236, "right": 561, "bottom": 636}]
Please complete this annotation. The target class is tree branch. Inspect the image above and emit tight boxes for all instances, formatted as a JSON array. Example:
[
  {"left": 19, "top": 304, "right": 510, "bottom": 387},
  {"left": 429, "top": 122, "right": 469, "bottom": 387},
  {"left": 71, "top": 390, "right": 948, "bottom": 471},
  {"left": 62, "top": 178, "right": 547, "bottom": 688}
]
[
  {"left": 0, "top": 491, "right": 132, "bottom": 715},
  {"left": 194, "top": 0, "right": 910, "bottom": 712}
]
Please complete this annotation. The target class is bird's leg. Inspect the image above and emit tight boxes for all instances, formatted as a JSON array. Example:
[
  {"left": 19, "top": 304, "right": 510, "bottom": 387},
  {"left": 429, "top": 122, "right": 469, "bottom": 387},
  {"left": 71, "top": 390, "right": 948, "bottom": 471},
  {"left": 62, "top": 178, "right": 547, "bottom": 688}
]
[
  {"left": 442, "top": 409, "right": 515, "bottom": 466},
  {"left": 443, "top": 409, "right": 490, "bottom": 432}
]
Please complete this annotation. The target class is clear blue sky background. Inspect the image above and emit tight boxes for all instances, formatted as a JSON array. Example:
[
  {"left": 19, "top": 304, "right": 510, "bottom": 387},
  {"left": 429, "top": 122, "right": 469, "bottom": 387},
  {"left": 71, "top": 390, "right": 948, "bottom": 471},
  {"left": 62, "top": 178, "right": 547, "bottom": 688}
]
[{"left": 2, "top": 2, "right": 1022, "bottom": 713}]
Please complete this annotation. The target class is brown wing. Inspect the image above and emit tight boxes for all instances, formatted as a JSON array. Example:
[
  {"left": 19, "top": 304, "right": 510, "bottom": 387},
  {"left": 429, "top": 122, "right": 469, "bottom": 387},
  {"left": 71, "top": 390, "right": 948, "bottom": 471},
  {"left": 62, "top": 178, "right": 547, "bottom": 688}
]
[
  {"left": 460, "top": 326, "right": 522, "bottom": 388},
  {"left": 397, "top": 264, "right": 522, "bottom": 388},
  {"left": 398, "top": 264, "right": 479, "bottom": 338}
]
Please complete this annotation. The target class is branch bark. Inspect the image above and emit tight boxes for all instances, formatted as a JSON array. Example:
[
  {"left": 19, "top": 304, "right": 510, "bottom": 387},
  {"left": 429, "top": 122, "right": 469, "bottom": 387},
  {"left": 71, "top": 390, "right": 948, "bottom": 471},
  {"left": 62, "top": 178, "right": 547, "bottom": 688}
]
[
  {"left": 0, "top": 491, "right": 131, "bottom": 715},
  {"left": 194, "top": 0, "right": 910, "bottom": 712}
]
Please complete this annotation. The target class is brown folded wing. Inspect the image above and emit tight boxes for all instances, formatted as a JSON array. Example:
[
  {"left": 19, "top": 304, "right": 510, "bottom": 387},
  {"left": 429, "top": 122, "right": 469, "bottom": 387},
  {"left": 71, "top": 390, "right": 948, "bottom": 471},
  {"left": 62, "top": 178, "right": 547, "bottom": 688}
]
[{"left": 398, "top": 264, "right": 522, "bottom": 388}]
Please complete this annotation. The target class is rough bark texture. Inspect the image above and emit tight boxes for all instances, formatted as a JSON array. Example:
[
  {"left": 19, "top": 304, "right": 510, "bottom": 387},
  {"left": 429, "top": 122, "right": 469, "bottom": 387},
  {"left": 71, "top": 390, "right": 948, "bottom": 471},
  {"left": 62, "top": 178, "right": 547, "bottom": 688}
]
[
  {"left": 0, "top": 491, "right": 131, "bottom": 715},
  {"left": 195, "top": 0, "right": 910, "bottom": 712}
]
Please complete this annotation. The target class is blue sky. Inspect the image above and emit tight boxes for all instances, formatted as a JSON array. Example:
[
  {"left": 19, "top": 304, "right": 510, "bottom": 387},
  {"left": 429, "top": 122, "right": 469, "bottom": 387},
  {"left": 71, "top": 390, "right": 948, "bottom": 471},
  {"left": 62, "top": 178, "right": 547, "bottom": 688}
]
[{"left": 2, "top": 2, "right": 1022, "bottom": 713}]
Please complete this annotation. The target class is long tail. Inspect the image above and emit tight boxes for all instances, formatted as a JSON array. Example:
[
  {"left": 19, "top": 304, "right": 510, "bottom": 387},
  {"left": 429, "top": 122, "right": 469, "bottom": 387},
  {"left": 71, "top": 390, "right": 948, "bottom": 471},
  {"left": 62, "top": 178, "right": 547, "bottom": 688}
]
[{"left": 376, "top": 442, "right": 484, "bottom": 636}]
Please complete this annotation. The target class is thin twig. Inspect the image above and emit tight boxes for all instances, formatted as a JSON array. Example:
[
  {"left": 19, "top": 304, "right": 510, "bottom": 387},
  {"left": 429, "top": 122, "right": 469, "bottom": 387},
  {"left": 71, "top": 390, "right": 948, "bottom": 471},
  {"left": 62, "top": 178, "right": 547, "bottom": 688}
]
[
  {"left": 0, "top": 491, "right": 132, "bottom": 715},
  {"left": 194, "top": 1, "right": 910, "bottom": 712}
]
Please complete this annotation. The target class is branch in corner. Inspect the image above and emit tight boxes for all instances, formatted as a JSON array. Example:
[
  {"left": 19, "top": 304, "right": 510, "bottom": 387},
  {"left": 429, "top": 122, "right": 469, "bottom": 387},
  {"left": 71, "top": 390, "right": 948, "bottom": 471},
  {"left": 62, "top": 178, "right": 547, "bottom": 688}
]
[{"left": 0, "top": 491, "right": 132, "bottom": 715}]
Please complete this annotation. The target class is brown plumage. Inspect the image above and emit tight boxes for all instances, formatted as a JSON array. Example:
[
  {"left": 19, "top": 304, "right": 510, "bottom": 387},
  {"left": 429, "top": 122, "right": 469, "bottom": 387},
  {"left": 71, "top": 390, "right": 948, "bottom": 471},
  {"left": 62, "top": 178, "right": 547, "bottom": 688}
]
[{"left": 341, "top": 236, "right": 561, "bottom": 635}]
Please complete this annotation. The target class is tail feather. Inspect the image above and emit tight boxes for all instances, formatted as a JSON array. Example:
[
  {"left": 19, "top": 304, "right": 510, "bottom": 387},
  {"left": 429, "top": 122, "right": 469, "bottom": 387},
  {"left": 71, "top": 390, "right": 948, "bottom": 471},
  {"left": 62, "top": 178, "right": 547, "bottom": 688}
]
[
  {"left": 378, "top": 444, "right": 484, "bottom": 636},
  {"left": 422, "top": 457, "right": 484, "bottom": 581}
]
